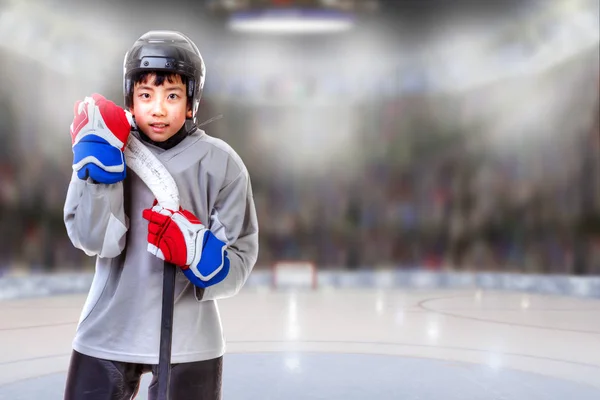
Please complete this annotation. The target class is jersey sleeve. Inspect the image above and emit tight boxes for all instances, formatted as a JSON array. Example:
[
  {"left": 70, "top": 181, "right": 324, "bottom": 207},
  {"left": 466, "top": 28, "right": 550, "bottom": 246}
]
[
  {"left": 196, "top": 168, "right": 259, "bottom": 301},
  {"left": 63, "top": 172, "right": 129, "bottom": 258}
]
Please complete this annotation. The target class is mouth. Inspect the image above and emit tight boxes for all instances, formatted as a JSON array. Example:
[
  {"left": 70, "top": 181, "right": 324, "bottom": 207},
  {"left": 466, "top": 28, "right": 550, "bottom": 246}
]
[{"left": 149, "top": 122, "right": 169, "bottom": 133}]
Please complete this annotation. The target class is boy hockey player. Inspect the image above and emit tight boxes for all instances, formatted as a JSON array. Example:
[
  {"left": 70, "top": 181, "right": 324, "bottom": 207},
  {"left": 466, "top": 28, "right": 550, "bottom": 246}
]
[{"left": 63, "top": 30, "right": 259, "bottom": 399}]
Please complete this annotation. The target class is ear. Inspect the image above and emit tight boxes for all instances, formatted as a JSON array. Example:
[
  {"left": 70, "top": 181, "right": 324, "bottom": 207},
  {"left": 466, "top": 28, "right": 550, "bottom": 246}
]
[{"left": 186, "top": 108, "right": 193, "bottom": 118}]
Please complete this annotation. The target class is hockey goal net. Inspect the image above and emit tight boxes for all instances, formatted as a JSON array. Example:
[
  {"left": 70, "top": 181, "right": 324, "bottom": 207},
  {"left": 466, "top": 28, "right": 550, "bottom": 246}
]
[{"left": 272, "top": 261, "right": 317, "bottom": 290}]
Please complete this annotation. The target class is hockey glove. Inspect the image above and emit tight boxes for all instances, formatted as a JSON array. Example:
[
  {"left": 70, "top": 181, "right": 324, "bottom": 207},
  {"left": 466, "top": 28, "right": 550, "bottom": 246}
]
[
  {"left": 70, "top": 94, "right": 133, "bottom": 184},
  {"left": 142, "top": 204, "right": 230, "bottom": 288}
]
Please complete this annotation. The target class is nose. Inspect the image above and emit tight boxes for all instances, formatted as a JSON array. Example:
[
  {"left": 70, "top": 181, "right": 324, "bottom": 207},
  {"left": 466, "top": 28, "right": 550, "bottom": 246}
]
[{"left": 151, "top": 98, "right": 166, "bottom": 116}]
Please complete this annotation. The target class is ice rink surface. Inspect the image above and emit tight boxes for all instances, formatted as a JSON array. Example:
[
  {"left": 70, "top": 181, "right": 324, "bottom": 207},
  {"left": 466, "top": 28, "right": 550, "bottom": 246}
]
[{"left": 1, "top": 288, "right": 599, "bottom": 399}]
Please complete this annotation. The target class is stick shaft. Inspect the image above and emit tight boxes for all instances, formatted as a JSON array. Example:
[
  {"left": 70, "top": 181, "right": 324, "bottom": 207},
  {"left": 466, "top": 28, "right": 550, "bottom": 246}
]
[{"left": 157, "top": 263, "right": 177, "bottom": 400}]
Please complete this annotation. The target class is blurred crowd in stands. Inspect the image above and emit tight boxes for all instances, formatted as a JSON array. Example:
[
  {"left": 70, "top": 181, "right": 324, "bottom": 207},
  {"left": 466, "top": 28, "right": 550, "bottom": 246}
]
[{"left": 0, "top": 47, "right": 599, "bottom": 276}]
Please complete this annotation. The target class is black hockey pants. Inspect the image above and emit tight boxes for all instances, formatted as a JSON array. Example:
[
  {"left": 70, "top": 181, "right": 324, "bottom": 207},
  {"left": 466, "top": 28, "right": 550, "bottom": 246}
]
[{"left": 64, "top": 350, "right": 222, "bottom": 400}]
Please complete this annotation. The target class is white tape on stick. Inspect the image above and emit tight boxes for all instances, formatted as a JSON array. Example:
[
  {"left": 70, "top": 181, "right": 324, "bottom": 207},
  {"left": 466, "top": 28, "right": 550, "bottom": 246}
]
[{"left": 124, "top": 134, "right": 180, "bottom": 210}]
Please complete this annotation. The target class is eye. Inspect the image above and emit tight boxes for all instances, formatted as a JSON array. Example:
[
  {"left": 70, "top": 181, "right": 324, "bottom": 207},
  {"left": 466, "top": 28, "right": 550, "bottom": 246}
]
[
  {"left": 139, "top": 93, "right": 150, "bottom": 99},
  {"left": 168, "top": 93, "right": 179, "bottom": 100}
]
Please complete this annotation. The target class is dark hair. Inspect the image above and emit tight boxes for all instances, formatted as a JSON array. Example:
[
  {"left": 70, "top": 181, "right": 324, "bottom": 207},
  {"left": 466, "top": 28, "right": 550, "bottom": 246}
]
[{"left": 131, "top": 71, "right": 191, "bottom": 109}]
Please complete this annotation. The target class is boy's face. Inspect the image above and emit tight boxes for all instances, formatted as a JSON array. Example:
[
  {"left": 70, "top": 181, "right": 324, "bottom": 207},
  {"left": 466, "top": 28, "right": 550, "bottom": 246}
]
[{"left": 130, "top": 73, "right": 192, "bottom": 142}]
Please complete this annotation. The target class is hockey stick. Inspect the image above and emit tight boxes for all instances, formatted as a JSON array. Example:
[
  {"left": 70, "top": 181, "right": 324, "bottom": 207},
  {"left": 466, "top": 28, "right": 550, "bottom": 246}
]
[
  {"left": 124, "top": 135, "right": 179, "bottom": 400},
  {"left": 157, "top": 262, "right": 176, "bottom": 400}
]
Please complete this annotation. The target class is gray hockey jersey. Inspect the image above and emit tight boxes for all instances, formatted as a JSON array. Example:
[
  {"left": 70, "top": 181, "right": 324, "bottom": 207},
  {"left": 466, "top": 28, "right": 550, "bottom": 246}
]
[{"left": 63, "top": 129, "right": 259, "bottom": 364}]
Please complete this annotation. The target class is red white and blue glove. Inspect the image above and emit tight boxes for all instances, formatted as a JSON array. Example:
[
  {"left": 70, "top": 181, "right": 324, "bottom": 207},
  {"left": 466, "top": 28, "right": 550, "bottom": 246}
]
[
  {"left": 70, "top": 93, "right": 133, "bottom": 184},
  {"left": 142, "top": 204, "right": 230, "bottom": 288}
]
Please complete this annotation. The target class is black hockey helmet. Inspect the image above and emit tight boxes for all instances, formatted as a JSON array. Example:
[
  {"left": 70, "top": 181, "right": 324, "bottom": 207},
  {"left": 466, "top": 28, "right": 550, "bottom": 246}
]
[{"left": 123, "top": 30, "right": 206, "bottom": 125}]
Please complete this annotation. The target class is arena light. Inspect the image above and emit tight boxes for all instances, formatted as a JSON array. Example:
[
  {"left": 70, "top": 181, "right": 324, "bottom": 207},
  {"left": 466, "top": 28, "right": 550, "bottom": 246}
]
[{"left": 228, "top": 9, "right": 355, "bottom": 34}]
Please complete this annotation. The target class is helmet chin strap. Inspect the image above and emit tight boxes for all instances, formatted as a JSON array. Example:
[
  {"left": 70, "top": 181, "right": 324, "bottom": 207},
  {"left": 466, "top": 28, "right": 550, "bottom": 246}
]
[
  {"left": 138, "top": 119, "right": 196, "bottom": 150},
  {"left": 137, "top": 115, "right": 222, "bottom": 150},
  {"left": 197, "top": 114, "right": 223, "bottom": 127}
]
